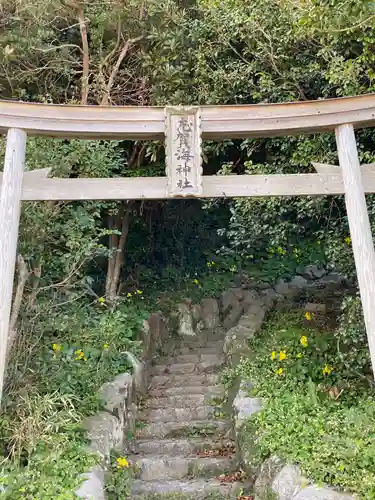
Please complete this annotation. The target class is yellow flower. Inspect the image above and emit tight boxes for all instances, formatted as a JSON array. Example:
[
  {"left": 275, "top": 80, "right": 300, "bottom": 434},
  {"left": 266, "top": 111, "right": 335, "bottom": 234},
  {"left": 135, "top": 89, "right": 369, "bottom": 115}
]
[
  {"left": 300, "top": 335, "right": 308, "bottom": 348},
  {"left": 268, "top": 247, "right": 275, "bottom": 254},
  {"left": 74, "top": 349, "right": 85, "bottom": 361},
  {"left": 279, "top": 350, "right": 287, "bottom": 361},
  {"left": 277, "top": 247, "right": 286, "bottom": 255},
  {"left": 345, "top": 236, "right": 351, "bottom": 245},
  {"left": 116, "top": 457, "right": 129, "bottom": 468},
  {"left": 271, "top": 351, "right": 277, "bottom": 360},
  {"left": 136, "top": 289, "right": 143, "bottom": 295},
  {"left": 52, "top": 343, "right": 62, "bottom": 352},
  {"left": 207, "top": 260, "right": 216, "bottom": 268},
  {"left": 297, "top": 353, "right": 303, "bottom": 359},
  {"left": 192, "top": 279, "right": 199, "bottom": 285},
  {"left": 98, "top": 297, "right": 105, "bottom": 303},
  {"left": 305, "top": 311, "right": 314, "bottom": 321},
  {"left": 127, "top": 292, "right": 132, "bottom": 298},
  {"left": 276, "top": 367, "right": 284, "bottom": 375},
  {"left": 103, "top": 344, "right": 109, "bottom": 349},
  {"left": 322, "top": 364, "right": 334, "bottom": 375}
]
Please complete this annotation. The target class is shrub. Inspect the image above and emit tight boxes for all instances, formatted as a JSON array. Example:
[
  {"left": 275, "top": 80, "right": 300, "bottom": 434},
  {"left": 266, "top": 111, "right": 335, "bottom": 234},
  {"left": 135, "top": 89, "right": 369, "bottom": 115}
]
[{"left": 232, "top": 310, "right": 375, "bottom": 499}]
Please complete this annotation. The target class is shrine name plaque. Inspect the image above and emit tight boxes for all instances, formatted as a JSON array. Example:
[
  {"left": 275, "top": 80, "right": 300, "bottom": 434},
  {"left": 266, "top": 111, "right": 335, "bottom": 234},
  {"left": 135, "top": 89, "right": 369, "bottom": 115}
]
[{"left": 165, "top": 106, "right": 203, "bottom": 198}]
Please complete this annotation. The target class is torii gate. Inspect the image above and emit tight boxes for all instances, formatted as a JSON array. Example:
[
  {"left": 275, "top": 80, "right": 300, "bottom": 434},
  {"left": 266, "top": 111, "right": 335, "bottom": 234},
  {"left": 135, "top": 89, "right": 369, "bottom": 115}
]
[{"left": 1, "top": 95, "right": 375, "bottom": 401}]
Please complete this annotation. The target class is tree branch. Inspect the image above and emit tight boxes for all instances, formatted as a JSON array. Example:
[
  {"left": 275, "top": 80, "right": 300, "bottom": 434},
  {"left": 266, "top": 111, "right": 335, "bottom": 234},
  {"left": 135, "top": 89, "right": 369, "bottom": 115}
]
[
  {"left": 100, "top": 35, "right": 143, "bottom": 106},
  {"left": 77, "top": 5, "right": 89, "bottom": 105}
]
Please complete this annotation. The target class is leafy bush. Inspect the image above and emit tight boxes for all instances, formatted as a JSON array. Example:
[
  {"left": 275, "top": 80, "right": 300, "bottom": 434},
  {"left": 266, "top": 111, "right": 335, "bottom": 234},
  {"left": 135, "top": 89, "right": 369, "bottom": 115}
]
[
  {"left": 0, "top": 299, "right": 146, "bottom": 497},
  {"left": 231, "top": 311, "right": 375, "bottom": 499}
]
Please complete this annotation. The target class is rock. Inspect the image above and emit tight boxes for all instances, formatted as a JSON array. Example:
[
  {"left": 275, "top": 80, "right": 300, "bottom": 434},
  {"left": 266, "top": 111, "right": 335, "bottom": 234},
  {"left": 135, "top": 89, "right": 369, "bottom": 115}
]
[
  {"left": 233, "top": 389, "right": 262, "bottom": 428},
  {"left": 221, "top": 289, "right": 241, "bottom": 313},
  {"left": 254, "top": 458, "right": 355, "bottom": 500},
  {"left": 177, "top": 303, "right": 195, "bottom": 336},
  {"left": 254, "top": 456, "right": 284, "bottom": 499},
  {"left": 256, "top": 281, "right": 272, "bottom": 290},
  {"left": 231, "top": 287, "right": 246, "bottom": 300},
  {"left": 271, "top": 464, "right": 305, "bottom": 499},
  {"left": 293, "top": 485, "right": 355, "bottom": 500},
  {"left": 242, "top": 289, "right": 260, "bottom": 311},
  {"left": 85, "top": 412, "right": 123, "bottom": 459},
  {"left": 200, "top": 298, "right": 220, "bottom": 330},
  {"left": 289, "top": 275, "right": 308, "bottom": 290},
  {"left": 300, "top": 265, "right": 327, "bottom": 280},
  {"left": 223, "top": 303, "right": 243, "bottom": 330},
  {"left": 304, "top": 302, "right": 327, "bottom": 314},
  {"left": 317, "top": 272, "right": 346, "bottom": 286},
  {"left": 239, "top": 301, "right": 266, "bottom": 332},
  {"left": 75, "top": 466, "right": 105, "bottom": 500},
  {"left": 148, "top": 312, "right": 168, "bottom": 350},
  {"left": 191, "top": 304, "right": 201, "bottom": 322},
  {"left": 141, "top": 318, "right": 152, "bottom": 359},
  {"left": 99, "top": 372, "right": 134, "bottom": 414},
  {"left": 274, "top": 279, "right": 292, "bottom": 296},
  {"left": 261, "top": 288, "right": 283, "bottom": 308},
  {"left": 224, "top": 301, "right": 266, "bottom": 362}
]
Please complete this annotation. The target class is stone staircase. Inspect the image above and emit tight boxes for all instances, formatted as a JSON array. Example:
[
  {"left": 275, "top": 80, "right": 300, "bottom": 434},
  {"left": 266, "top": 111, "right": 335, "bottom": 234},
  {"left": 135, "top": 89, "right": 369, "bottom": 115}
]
[{"left": 131, "top": 332, "right": 243, "bottom": 499}]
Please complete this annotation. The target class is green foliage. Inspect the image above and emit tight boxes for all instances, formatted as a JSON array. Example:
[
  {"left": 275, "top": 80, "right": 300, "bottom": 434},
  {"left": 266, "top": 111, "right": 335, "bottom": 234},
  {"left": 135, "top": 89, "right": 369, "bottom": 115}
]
[
  {"left": 0, "top": 391, "right": 98, "bottom": 499},
  {"left": 335, "top": 295, "right": 371, "bottom": 378},
  {"left": 233, "top": 311, "right": 375, "bottom": 499},
  {"left": 0, "top": 299, "right": 145, "bottom": 497},
  {"left": 105, "top": 453, "right": 134, "bottom": 500}
]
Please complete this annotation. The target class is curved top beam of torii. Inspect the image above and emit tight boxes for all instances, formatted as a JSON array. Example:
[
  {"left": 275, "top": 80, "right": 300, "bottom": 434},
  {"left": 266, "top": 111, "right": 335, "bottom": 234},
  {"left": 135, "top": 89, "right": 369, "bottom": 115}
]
[{"left": 1, "top": 93, "right": 375, "bottom": 139}]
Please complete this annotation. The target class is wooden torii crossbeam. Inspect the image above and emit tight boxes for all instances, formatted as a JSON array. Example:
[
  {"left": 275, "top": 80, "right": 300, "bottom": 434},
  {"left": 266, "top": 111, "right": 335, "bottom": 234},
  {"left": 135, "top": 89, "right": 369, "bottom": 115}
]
[{"left": 1, "top": 95, "right": 375, "bottom": 402}]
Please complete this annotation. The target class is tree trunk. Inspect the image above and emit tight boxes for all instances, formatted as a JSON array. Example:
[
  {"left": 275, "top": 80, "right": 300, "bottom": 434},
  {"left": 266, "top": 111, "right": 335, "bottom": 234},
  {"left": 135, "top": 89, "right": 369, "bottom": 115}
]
[
  {"left": 8, "top": 254, "right": 29, "bottom": 357},
  {"left": 105, "top": 201, "right": 133, "bottom": 303}
]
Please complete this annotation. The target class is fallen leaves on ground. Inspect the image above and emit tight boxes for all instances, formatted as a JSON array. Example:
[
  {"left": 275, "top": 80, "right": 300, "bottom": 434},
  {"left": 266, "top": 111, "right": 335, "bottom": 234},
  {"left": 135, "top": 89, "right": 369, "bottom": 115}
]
[
  {"left": 196, "top": 444, "right": 235, "bottom": 457},
  {"left": 216, "top": 469, "right": 246, "bottom": 483}
]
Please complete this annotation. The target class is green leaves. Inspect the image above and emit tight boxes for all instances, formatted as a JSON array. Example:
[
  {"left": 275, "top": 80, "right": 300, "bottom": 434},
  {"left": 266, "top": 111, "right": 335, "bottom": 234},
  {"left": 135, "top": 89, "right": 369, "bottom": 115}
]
[{"left": 237, "top": 310, "right": 375, "bottom": 499}]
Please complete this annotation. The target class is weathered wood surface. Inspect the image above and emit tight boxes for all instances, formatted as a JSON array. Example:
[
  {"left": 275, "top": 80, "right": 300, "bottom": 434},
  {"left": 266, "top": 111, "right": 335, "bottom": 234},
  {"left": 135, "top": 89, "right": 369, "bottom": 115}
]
[
  {"left": 16, "top": 171, "right": 375, "bottom": 200},
  {"left": 165, "top": 107, "right": 203, "bottom": 197},
  {"left": 313, "top": 162, "right": 375, "bottom": 174},
  {"left": 0, "top": 129, "right": 27, "bottom": 402},
  {"left": 0, "top": 167, "right": 51, "bottom": 185},
  {"left": 336, "top": 124, "right": 375, "bottom": 378},
  {"left": 1, "top": 94, "right": 375, "bottom": 139}
]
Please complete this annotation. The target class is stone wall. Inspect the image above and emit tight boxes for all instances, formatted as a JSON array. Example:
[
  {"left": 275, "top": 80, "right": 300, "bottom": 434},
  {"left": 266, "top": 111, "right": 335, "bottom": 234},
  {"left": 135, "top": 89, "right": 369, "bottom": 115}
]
[
  {"left": 75, "top": 313, "right": 168, "bottom": 498},
  {"left": 223, "top": 266, "right": 356, "bottom": 500}
]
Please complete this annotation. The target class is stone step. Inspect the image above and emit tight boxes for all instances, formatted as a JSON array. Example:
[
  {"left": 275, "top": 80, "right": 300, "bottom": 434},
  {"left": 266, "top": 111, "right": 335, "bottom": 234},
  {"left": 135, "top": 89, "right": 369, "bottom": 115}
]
[
  {"left": 132, "top": 478, "right": 243, "bottom": 499},
  {"left": 149, "top": 384, "right": 225, "bottom": 399},
  {"left": 135, "top": 437, "right": 235, "bottom": 456},
  {"left": 131, "top": 454, "right": 236, "bottom": 481},
  {"left": 136, "top": 419, "right": 230, "bottom": 439},
  {"left": 145, "top": 393, "right": 207, "bottom": 409},
  {"left": 144, "top": 392, "right": 222, "bottom": 409},
  {"left": 177, "top": 345, "right": 222, "bottom": 356},
  {"left": 152, "top": 362, "right": 198, "bottom": 376},
  {"left": 154, "top": 352, "right": 224, "bottom": 367},
  {"left": 152, "top": 360, "right": 223, "bottom": 376},
  {"left": 150, "top": 372, "right": 219, "bottom": 389},
  {"left": 142, "top": 405, "right": 215, "bottom": 423}
]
